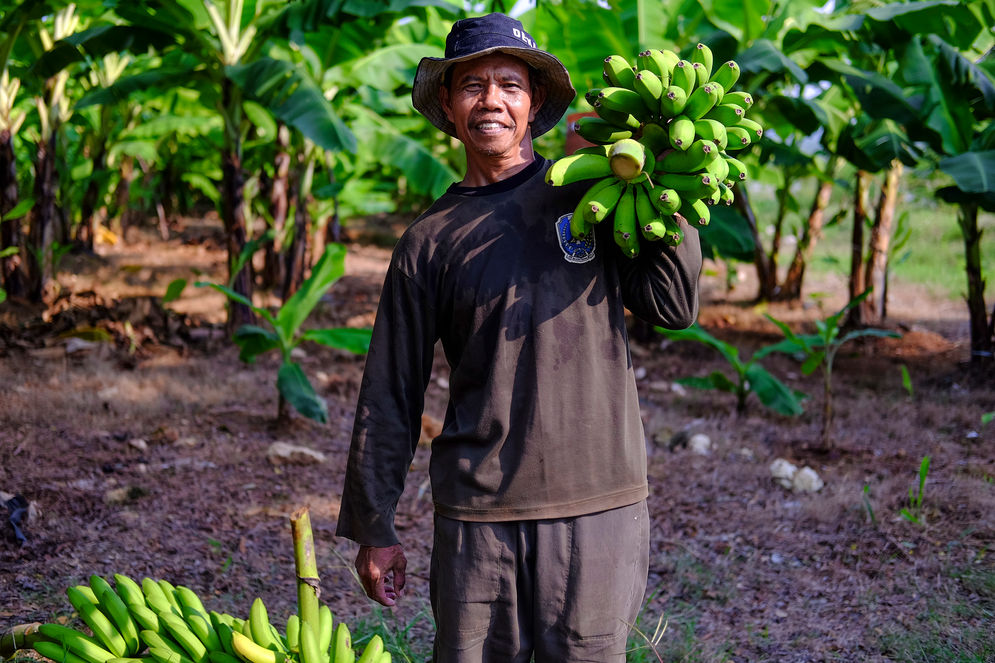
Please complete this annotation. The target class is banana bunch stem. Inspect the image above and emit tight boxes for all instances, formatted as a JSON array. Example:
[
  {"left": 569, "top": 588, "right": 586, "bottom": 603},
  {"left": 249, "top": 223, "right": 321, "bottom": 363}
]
[
  {"left": 1, "top": 623, "right": 44, "bottom": 658},
  {"left": 291, "top": 508, "right": 320, "bottom": 636}
]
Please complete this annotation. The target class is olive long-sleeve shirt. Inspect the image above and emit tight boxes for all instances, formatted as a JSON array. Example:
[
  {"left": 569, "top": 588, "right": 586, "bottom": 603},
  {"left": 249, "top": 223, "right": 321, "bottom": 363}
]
[{"left": 336, "top": 156, "right": 702, "bottom": 547}]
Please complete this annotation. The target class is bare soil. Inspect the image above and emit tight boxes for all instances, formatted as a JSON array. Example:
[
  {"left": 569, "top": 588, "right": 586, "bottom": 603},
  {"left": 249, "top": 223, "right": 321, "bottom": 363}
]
[{"left": 1, "top": 216, "right": 993, "bottom": 663}]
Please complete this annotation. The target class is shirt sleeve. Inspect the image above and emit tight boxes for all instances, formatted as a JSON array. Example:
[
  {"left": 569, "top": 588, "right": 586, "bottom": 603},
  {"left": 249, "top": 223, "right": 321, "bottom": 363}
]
[
  {"left": 615, "top": 217, "right": 702, "bottom": 330},
  {"left": 335, "top": 262, "right": 437, "bottom": 547}
]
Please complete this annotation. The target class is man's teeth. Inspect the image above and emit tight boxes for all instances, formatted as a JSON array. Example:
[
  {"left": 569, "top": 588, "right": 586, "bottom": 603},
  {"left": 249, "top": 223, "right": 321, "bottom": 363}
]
[{"left": 477, "top": 122, "right": 504, "bottom": 130}]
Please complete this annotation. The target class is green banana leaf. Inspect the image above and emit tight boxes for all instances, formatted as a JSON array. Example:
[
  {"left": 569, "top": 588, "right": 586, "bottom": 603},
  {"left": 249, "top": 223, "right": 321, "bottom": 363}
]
[
  {"left": 120, "top": 114, "right": 222, "bottom": 141},
  {"left": 233, "top": 325, "right": 281, "bottom": 363},
  {"left": 277, "top": 362, "right": 328, "bottom": 423},
  {"left": 76, "top": 63, "right": 207, "bottom": 108},
  {"left": 659, "top": 324, "right": 745, "bottom": 373},
  {"left": 677, "top": 371, "right": 738, "bottom": 394},
  {"left": 274, "top": 244, "right": 347, "bottom": 345},
  {"left": 196, "top": 282, "right": 277, "bottom": 327},
  {"left": 814, "top": 59, "right": 921, "bottom": 129},
  {"left": 30, "top": 24, "right": 177, "bottom": 78},
  {"left": 698, "top": 0, "right": 767, "bottom": 44},
  {"left": 698, "top": 207, "right": 755, "bottom": 263},
  {"left": 863, "top": 0, "right": 983, "bottom": 51},
  {"left": 736, "top": 39, "right": 807, "bottom": 85},
  {"left": 836, "top": 119, "right": 922, "bottom": 173},
  {"left": 744, "top": 364, "right": 806, "bottom": 416},
  {"left": 300, "top": 328, "right": 373, "bottom": 355},
  {"left": 226, "top": 58, "right": 356, "bottom": 154},
  {"left": 347, "top": 43, "right": 441, "bottom": 91},
  {"left": 162, "top": 278, "right": 188, "bottom": 305}
]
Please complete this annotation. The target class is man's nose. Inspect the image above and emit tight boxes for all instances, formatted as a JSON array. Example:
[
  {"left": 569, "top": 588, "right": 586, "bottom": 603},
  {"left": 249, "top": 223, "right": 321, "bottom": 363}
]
[{"left": 478, "top": 82, "right": 501, "bottom": 107}]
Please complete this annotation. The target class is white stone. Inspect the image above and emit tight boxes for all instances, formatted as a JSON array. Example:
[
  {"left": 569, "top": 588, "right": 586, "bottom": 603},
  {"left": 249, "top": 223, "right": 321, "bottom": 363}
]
[
  {"left": 792, "top": 466, "right": 824, "bottom": 493},
  {"left": 769, "top": 458, "right": 797, "bottom": 489},
  {"left": 267, "top": 442, "right": 326, "bottom": 465},
  {"left": 688, "top": 433, "right": 711, "bottom": 455}
]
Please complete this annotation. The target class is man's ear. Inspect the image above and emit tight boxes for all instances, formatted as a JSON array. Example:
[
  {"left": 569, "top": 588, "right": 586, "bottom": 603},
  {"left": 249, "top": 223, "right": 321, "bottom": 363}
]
[
  {"left": 528, "top": 83, "right": 546, "bottom": 124},
  {"left": 439, "top": 85, "right": 454, "bottom": 123}
]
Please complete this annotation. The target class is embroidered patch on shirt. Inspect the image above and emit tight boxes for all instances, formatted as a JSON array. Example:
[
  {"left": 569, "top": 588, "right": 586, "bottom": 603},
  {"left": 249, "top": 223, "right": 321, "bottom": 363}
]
[{"left": 555, "top": 213, "right": 595, "bottom": 264}]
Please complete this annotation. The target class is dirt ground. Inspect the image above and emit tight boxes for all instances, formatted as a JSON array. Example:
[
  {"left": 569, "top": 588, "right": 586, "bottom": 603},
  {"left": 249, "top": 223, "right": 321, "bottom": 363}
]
[{"left": 1, "top": 216, "right": 993, "bottom": 663}]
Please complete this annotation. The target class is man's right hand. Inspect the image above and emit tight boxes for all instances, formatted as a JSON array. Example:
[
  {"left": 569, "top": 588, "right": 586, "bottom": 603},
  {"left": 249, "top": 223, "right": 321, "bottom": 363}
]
[{"left": 355, "top": 544, "right": 407, "bottom": 607}]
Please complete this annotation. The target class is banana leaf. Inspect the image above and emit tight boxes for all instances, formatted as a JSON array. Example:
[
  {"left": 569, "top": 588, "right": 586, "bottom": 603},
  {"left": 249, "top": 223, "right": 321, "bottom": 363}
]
[
  {"left": 698, "top": 0, "right": 767, "bottom": 44},
  {"left": 863, "top": 0, "right": 983, "bottom": 51},
  {"left": 226, "top": 57, "right": 356, "bottom": 154},
  {"left": 274, "top": 244, "right": 347, "bottom": 345},
  {"left": 744, "top": 364, "right": 806, "bottom": 416},
  {"left": 233, "top": 324, "right": 281, "bottom": 363},
  {"left": 939, "top": 151, "right": 995, "bottom": 194},
  {"left": 300, "top": 328, "right": 372, "bottom": 354},
  {"left": 76, "top": 63, "right": 207, "bottom": 108},
  {"left": 278, "top": 362, "right": 328, "bottom": 423},
  {"left": 736, "top": 39, "right": 807, "bottom": 85},
  {"left": 698, "top": 206, "right": 754, "bottom": 263},
  {"left": 30, "top": 24, "right": 176, "bottom": 78},
  {"left": 347, "top": 43, "right": 441, "bottom": 91}
]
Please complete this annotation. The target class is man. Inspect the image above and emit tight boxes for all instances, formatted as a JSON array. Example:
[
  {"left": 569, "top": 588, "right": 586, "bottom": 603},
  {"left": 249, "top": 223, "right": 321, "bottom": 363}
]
[{"left": 335, "top": 13, "right": 702, "bottom": 662}]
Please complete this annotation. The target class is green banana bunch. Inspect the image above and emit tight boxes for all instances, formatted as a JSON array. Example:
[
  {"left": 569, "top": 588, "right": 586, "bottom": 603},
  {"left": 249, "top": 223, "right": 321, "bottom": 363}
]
[{"left": 551, "top": 43, "right": 764, "bottom": 256}]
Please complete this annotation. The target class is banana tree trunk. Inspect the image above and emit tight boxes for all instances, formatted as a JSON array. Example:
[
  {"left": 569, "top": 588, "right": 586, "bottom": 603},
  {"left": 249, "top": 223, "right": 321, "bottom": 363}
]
[
  {"left": 958, "top": 200, "right": 993, "bottom": 371},
  {"left": 781, "top": 162, "right": 838, "bottom": 302},
  {"left": 845, "top": 170, "right": 871, "bottom": 328},
  {"left": 862, "top": 161, "right": 902, "bottom": 324},
  {"left": 28, "top": 132, "right": 57, "bottom": 303},
  {"left": 110, "top": 154, "right": 134, "bottom": 237},
  {"left": 262, "top": 123, "right": 290, "bottom": 290},
  {"left": 1, "top": 128, "right": 25, "bottom": 299},
  {"left": 732, "top": 185, "right": 773, "bottom": 302},
  {"left": 221, "top": 80, "right": 254, "bottom": 333},
  {"left": 281, "top": 165, "right": 310, "bottom": 303},
  {"left": 76, "top": 144, "right": 107, "bottom": 251}
]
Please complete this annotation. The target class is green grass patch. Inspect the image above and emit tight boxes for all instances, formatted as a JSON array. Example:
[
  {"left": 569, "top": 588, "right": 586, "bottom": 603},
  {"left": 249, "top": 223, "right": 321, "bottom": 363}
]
[{"left": 875, "top": 564, "right": 995, "bottom": 662}]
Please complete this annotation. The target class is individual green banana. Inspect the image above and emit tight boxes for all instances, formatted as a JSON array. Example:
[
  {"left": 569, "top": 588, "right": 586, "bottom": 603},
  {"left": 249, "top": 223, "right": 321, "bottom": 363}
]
[
  {"left": 140, "top": 629, "right": 189, "bottom": 660},
  {"left": 658, "top": 172, "right": 718, "bottom": 200},
  {"left": 706, "top": 103, "right": 745, "bottom": 127},
  {"left": 586, "top": 177, "right": 626, "bottom": 224},
  {"left": 157, "top": 581, "right": 182, "bottom": 613},
  {"left": 608, "top": 138, "right": 646, "bottom": 181},
  {"left": 231, "top": 632, "right": 284, "bottom": 663},
  {"left": 158, "top": 613, "right": 208, "bottom": 663},
  {"left": 602, "top": 55, "right": 636, "bottom": 89},
  {"left": 670, "top": 60, "right": 695, "bottom": 97},
  {"left": 639, "top": 217, "right": 670, "bottom": 242},
  {"left": 299, "top": 621, "right": 322, "bottom": 663},
  {"left": 683, "top": 82, "right": 721, "bottom": 122},
  {"left": 148, "top": 646, "right": 195, "bottom": 663},
  {"left": 72, "top": 585, "right": 100, "bottom": 605},
  {"left": 721, "top": 90, "right": 754, "bottom": 109},
  {"left": 613, "top": 185, "right": 639, "bottom": 258},
  {"left": 174, "top": 587, "right": 208, "bottom": 617},
  {"left": 37, "top": 624, "right": 116, "bottom": 663},
  {"left": 67, "top": 585, "right": 128, "bottom": 658},
  {"left": 34, "top": 639, "right": 93, "bottom": 663},
  {"left": 667, "top": 115, "right": 695, "bottom": 151},
  {"left": 661, "top": 214, "right": 685, "bottom": 246},
  {"left": 691, "top": 62, "right": 709, "bottom": 89},
  {"left": 584, "top": 88, "right": 603, "bottom": 107},
  {"left": 736, "top": 117, "right": 763, "bottom": 139},
  {"left": 632, "top": 70, "right": 664, "bottom": 115},
  {"left": 573, "top": 116, "right": 633, "bottom": 144},
  {"left": 570, "top": 176, "right": 614, "bottom": 237},
  {"left": 703, "top": 187, "right": 722, "bottom": 206},
  {"left": 658, "top": 139, "right": 716, "bottom": 173},
  {"left": 724, "top": 155, "right": 748, "bottom": 182},
  {"left": 645, "top": 184, "right": 682, "bottom": 216},
  {"left": 332, "top": 624, "right": 353, "bottom": 663},
  {"left": 637, "top": 122, "right": 669, "bottom": 157},
  {"left": 574, "top": 144, "right": 612, "bottom": 158},
  {"left": 181, "top": 605, "right": 222, "bottom": 653},
  {"left": 704, "top": 153, "right": 730, "bottom": 183},
  {"left": 284, "top": 616, "right": 300, "bottom": 654},
  {"left": 597, "top": 87, "right": 651, "bottom": 119},
  {"left": 112, "top": 575, "right": 146, "bottom": 611},
  {"left": 545, "top": 153, "right": 612, "bottom": 186},
  {"left": 693, "top": 118, "right": 728, "bottom": 150},
  {"left": 680, "top": 198, "right": 711, "bottom": 226},
  {"left": 124, "top": 603, "right": 160, "bottom": 633},
  {"left": 633, "top": 184, "right": 663, "bottom": 242},
  {"left": 725, "top": 126, "right": 752, "bottom": 149},
  {"left": 718, "top": 181, "right": 736, "bottom": 205},
  {"left": 355, "top": 636, "right": 383, "bottom": 663},
  {"left": 212, "top": 622, "right": 236, "bottom": 657},
  {"left": 641, "top": 49, "right": 680, "bottom": 85},
  {"left": 142, "top": 578, "right": 177, "bottom": 617},
  {"left": 593, "top": 103, "right": 641, "bottom": 130},
  {"left": 659, "top": 86, "right": 688, "bottom": 118},
  {"left": 317, "top": 605, "right": 333, "bottom": 656},
  {"left": 690, "top": 42, "right": 713, "bottom": 82},
  {"left": 709, "top": 60, "right": 741, "bottom": 91},
  {"left": 248, "top": 598, "right": 281, "bottom": 654},
  {"left": 96, "top": 585, "right": 141, "bottom": 656}
]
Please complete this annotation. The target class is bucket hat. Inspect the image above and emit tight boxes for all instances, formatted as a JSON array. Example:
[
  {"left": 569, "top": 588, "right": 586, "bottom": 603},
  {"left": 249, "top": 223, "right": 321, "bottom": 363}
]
[{"left": 411, "top": 13, "right": 575, "bottom": 138}]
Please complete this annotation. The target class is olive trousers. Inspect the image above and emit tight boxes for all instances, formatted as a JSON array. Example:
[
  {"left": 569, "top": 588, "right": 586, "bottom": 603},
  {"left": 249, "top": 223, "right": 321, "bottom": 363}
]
[{"left": 430, "top": 500, "right": 650, "bottom": 663}]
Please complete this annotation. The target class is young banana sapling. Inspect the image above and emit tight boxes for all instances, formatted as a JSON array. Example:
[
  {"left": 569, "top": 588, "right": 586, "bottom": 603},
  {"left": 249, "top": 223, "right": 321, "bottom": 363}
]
[{"left": 197, "top": 243, "right": 371, "bottom": 423}]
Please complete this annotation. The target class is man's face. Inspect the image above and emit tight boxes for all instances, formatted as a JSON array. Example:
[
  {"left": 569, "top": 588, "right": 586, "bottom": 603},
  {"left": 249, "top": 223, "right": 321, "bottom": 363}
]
[{"left": 440, "top": 53, "right": 545, "bottom": 160}]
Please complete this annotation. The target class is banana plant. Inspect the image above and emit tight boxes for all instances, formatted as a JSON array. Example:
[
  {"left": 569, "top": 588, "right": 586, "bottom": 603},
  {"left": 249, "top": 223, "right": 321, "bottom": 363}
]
[
  {"left": 657, "top": 323, "right": 808, "bottom": 418},
  {"left": 196, "top": 243, "right": 372, "bottom": 423},
  {"left": 761, "top": 291, "right": 900, "bottom": 449}
]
